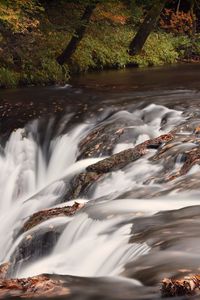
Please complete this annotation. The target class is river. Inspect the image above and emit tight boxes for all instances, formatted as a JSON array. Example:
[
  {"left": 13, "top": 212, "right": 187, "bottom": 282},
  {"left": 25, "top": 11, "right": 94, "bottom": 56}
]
[{"left": 1, "top": 64, "right": 200, "bottom": 299}]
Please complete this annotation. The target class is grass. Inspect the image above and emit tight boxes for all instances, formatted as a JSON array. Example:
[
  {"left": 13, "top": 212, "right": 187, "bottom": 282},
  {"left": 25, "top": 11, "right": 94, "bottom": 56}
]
[{"left": 0, "top": 67, "right": 20, "bottom": 88}]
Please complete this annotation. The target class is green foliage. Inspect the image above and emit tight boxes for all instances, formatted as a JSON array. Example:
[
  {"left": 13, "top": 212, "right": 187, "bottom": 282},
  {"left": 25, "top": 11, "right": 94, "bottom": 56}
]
[
  {"left": 129, "top": 0, "right": 151, "bottom": 25},
  {"left": 170, "top": 34, "right": 200, "bottom": 60},
  {"left": 132, "top": 32, "right": 179, "bottom": 67},
  {"left": 70, "top": 26, "right": 179, "bottom": 71},
  {"left": 72, "top": 26, "right": 130, "bottom": 71},
  {"left": 0, "top": 0, "right": 43, "bottom": 32},
  {"left": 0, "top": 67, "right": 20, "bottom": 88},
  {"left": 0, "top": 0, "right": 198, "bottom": 88},
  {"left": 21, "top": 58, "right": 69, "bottom": 85}
]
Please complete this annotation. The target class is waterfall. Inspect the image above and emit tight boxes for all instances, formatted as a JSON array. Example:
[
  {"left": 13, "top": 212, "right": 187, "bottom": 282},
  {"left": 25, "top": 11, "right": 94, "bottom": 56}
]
[
  {"left": 0, "top": 120, "right": 100, "bottom": 263},
  {"left": 0, "top": 103, "right": 195, "bottom": 281},
  {"left": 17, "top": 213, "right": 150, "bottom": 278}
]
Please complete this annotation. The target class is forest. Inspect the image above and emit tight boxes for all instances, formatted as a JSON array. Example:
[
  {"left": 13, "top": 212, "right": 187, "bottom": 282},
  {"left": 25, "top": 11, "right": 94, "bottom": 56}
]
[{"left": 0, "top": 0, "right": 200, "bottom": 88}]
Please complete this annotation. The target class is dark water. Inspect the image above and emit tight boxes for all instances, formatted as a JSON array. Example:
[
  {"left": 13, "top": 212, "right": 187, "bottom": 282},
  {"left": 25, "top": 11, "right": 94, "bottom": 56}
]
[{"left": 1, "top": 64, "right": 200, "bottom": 300}]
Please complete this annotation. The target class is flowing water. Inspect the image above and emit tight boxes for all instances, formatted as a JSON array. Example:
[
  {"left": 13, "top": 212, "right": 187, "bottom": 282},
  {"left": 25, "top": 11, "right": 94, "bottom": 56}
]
[{"left": 1, "top": 64, "right": 200, "bottom": 299}]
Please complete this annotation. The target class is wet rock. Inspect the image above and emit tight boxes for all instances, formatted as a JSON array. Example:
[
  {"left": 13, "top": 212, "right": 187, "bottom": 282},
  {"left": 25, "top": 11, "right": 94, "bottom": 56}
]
[
  {"left": 86, "top": 148, "right": 144, "bottom": 174},
  {"left": 153, "top": 146, "right": 200, "bottom": 183},
  {"left": 22, "top": 202, "right": 84, "bottom": 233},
  {"left": 78, "top": 125, "right": 124, "bottom": 160},
  {"left": 124, "top": 205, "right": 200, "bottom": 287},
  {"left": 65, "top": 133, "right": 173, "bottom": 200},
  {"left": 0, "top": 263, "right": 10, "bottom": 280},
  {"left": 168, "top": 173, "right": 200, "bottom": 192},
  {"left": 179, "top": 147, "right": 200, "bottom": 176},
  {"left": 78, "top": 113, "right": 143, "bottom": 160},
  {"left": 8, "top": 203, "right": 84, "bottom": 275},
  {"left": 86, "top": 133, "right": 173, "bottom": 174},
  {"left": 0, "top": 274, "right": 69, "bottom": 298},
  {"left": 117, "top": 185, "right": 161, "bottom": 200},
  {"left": 65, "top": 172, "right": 103, "bottom": 200},
  {"left": 161, "top": 275, "right": 200, "bottom": 297},
  {"left": 0, "top": 273, "right": 158, "bottom": 299},
  {"left": 8, "top": 225, "right": 65, "bottom": 277}
]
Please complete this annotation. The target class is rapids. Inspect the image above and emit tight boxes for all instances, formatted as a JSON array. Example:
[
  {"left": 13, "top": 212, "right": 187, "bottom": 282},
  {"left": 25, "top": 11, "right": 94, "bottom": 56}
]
[{"left": 2, "top": 65, "right": 200, "bottom": 299}]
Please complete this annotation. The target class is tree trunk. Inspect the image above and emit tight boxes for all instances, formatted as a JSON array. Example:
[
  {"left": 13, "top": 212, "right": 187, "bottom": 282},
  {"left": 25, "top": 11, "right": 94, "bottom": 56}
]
[
  {"left": 190, "top": 0, "right": 196, "bottom": 38},
  {"left": 57, "top": 3, "right": 97, "bottom": 65},
  {"left": 129, "top": 0, "right": 168, "bottom": 56},
  {"left": 176, "top": 0, "right": 181, "bottom": 14}
]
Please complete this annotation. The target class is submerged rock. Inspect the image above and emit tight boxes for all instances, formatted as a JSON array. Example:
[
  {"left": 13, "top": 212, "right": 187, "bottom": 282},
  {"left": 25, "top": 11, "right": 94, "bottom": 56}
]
[
  {"left": 8, "top": 226, "right": 64, "bottom": 278},
  {"left": 153, "top": 145, "right": 200, "bottom": 183},
  {"left": 78, "top": 113, "right": 142, "bottom": 160},
  {"left": 8, "top": 203, "right": 84, "bottom": 277},
  {"left": 0, "top": 272, "right": 159, "bottom": 299}
]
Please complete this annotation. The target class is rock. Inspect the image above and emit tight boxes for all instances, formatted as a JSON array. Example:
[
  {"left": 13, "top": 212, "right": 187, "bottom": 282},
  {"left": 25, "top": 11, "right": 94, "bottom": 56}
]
[
  {"left": 78, "top": 125, "right": 124, "bottom": 160},
  {"left": 161, "top": 275, "right": 200, "bottom": 297},
  {"left": 65, "top": 172, "right": 103, "bottom": 200},
  {"left": 78, "top": 112, "right": 143, "bottom": 160},
  {"left": 22, "top": 202, "right": 84, "bottom": 233},
  {"left": 179, "top": 147, "right": 200, "bottom": 176},
  {"left": 87, "top": 148, "right": 144, "bottom": 174},
  {"left": 0, "top": 274, "right": 69, "bottom": 298},
  {"left": 86, "top": 133, "right": 173, "bottom": 174},
  {"left": 7, "top": 203, "right": 84, "bottom": 276},
  {"left": 64, "top": 133, "right": 174, "bottom": 200},
  {"left": 0, "top": 263, "right": 10, "bottom": 280},
  {"left": 8, "top": 226, "right": 64, "bottom": 277},
  {"left": 153, "top": 146, "right": 200, "bottom": 183}
]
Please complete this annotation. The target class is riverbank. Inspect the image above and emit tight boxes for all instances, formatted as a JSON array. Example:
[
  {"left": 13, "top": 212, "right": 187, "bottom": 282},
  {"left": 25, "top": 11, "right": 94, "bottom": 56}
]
[{"left": 0, "top": 1, "right": 200, "bottom": 88}]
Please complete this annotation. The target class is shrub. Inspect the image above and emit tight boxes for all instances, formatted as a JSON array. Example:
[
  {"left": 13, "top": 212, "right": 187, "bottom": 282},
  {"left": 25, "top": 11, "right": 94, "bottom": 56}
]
[
  {"left": 0, "top": 67, "right": 20, "bottom": 88},
  {"left": 131, "top": 32, "right": 179, "bottom": 67},
  {"left": 21, "top": 59, "right": 70, "bottom": 85},
  {"left": 160, "top": 9, "right": 194, "bottom": 35}
]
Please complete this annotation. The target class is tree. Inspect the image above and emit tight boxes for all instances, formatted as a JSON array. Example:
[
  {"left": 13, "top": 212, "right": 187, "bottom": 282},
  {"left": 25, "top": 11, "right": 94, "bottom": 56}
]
[
  {"left": 129, "top": 0, "right": 168, "bottom": 56},
  {"left": 57, "top": 1, "right": 99, "bottom": 65},
  {"left": 190, "top": 0, "right": 196, "bottom": 37}
]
